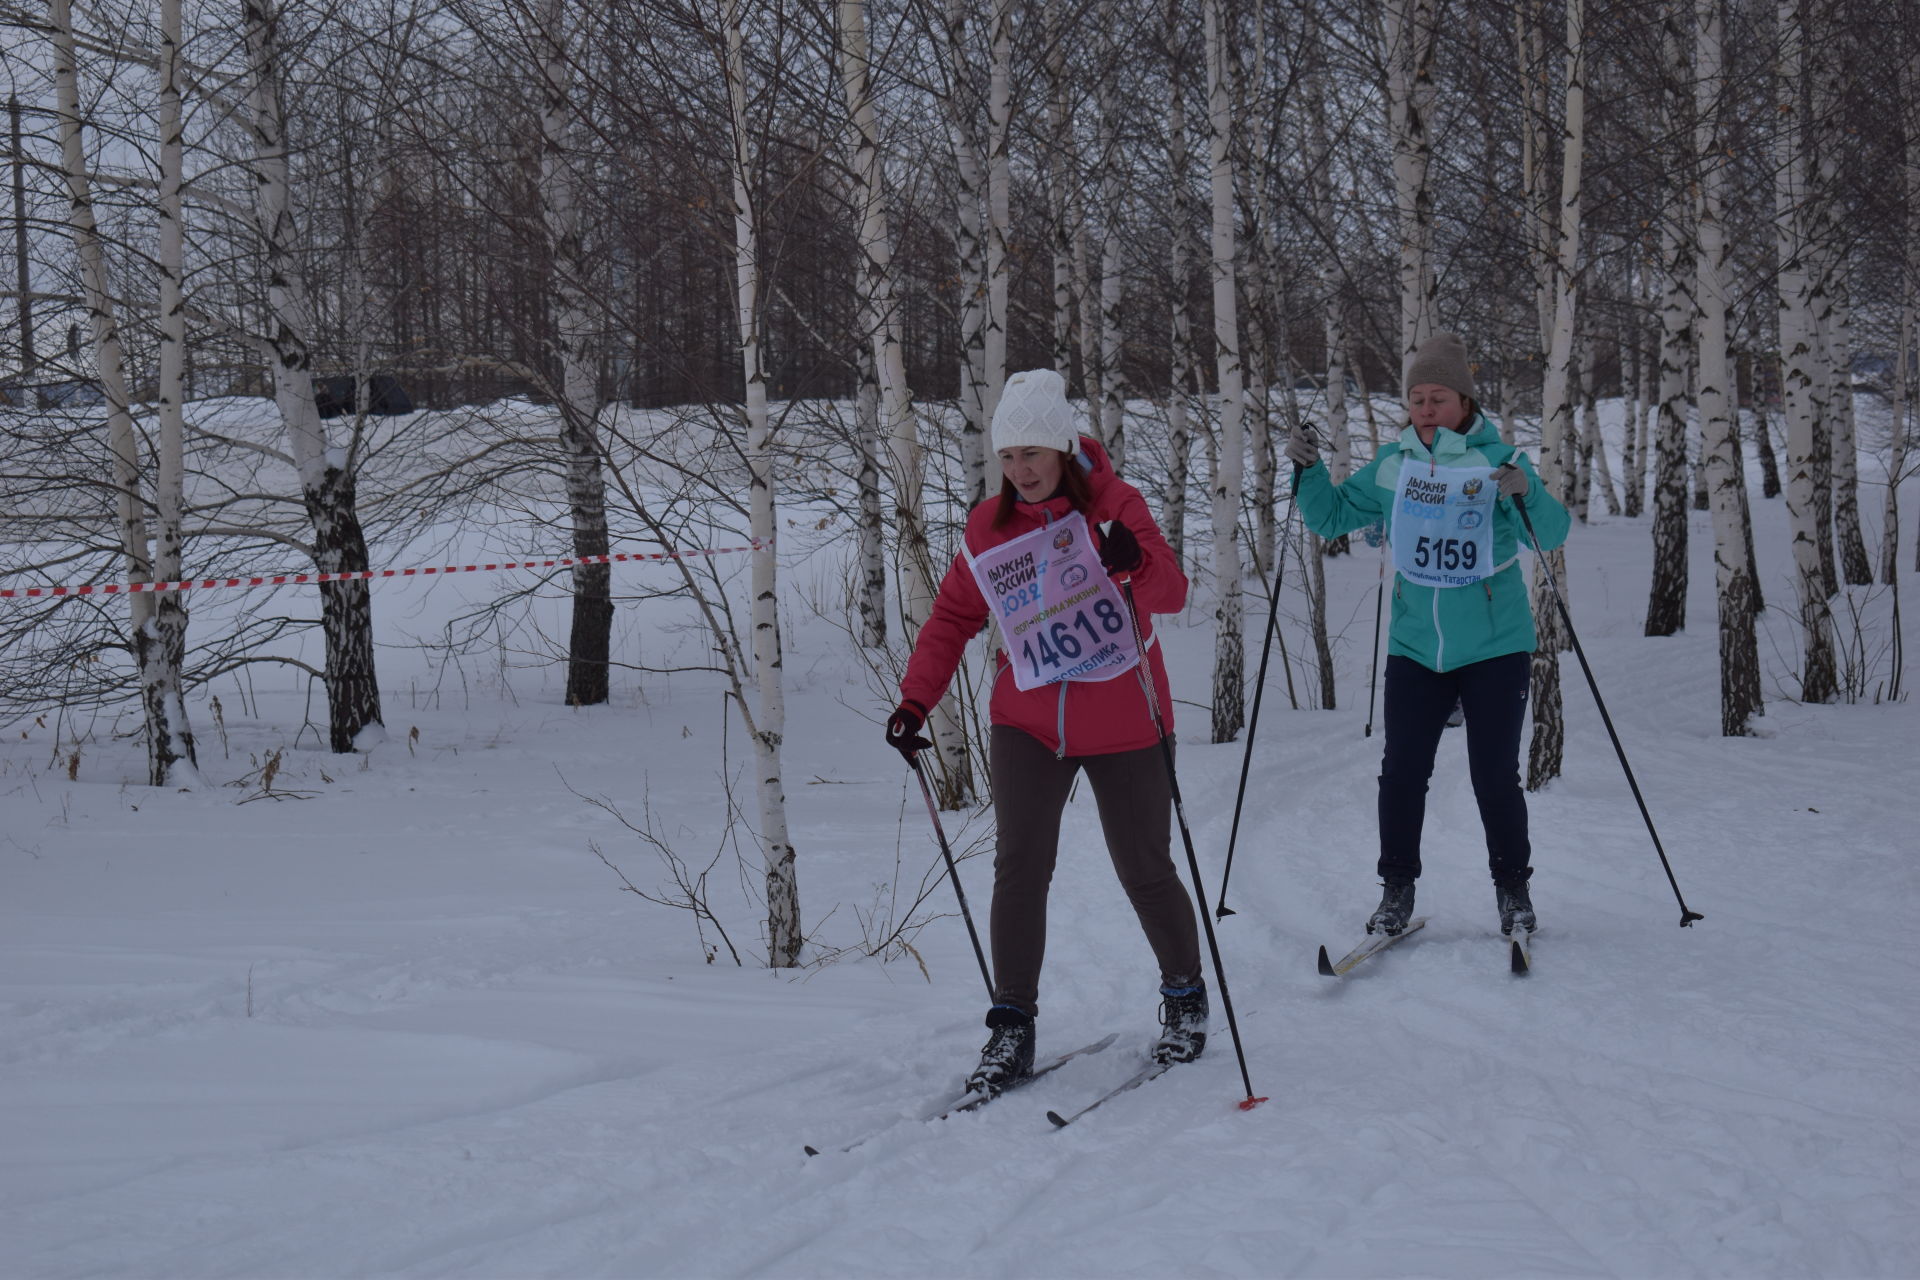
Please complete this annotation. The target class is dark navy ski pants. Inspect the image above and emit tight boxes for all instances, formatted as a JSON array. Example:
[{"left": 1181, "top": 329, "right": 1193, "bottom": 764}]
[{"left": 1376, "top": 651, "right": 1533, "bottom": 885}]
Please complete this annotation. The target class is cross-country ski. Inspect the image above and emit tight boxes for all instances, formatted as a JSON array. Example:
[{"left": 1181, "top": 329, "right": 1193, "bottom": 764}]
[
  {"left": 1319, "top": 917, "right": 1429, "bottom": 976},
  {"left": 805, "top": 1034, "right": 1118, "bottom": 1156}
]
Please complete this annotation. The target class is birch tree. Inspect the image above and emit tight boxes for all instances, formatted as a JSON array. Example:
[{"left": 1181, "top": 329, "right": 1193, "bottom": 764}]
[
  {"left": 1694, "top": 0, "right": 1762, "bottom": 734},
  {"left": 839, "top": 0, "right": 972, "bottom": 805},
  {"left": 1163, "top": 0, "right": 1195, "bottom": 566},
  {"left": 50, "top": 0, "right": 193, "bottom": 785},
  {"left": 943, "top": 0, "right": 990, "bottom": 504},
  {"left": 1621, "top": 309, "right": 1644, "bottom": 516},
  {"left": 535, "top": 0, "right": 615, "bottom": 708},
  {"left": 149, "top": 0, "right": 197, "bottom": 783},
  {"left": 1527, "top": 0, "right": 1586, "bottom": 790},
  {"left": 1096, "top": 0, "right": 1127, "bottom": 468},
  {"left": 1774, "top": 0, "right": 1838, "bottom": 701},
  {"left": 1205, "top": 0, "right": 1244, "bottom": 745},
  {"left": 1644, "top": 10, "right": 1693, "bottom": 639},
  {"left": 1885, "top": 45, "right": 1918, "bottom": 586},
  {"left": 1805, "top": 19, "right": 1870, "bottom": 589},
  {"left": 983, "top": 0, "right": 1011, "bottom": 438},
  {"left": 1382, "top": 0, "right": 1437, "bottom": 361},
  {"left": 1045, "top": 0, "right": 1076, "bottom": 378},
  {"left": 241, "top": 0, "right": 384, "bottom": 753},
  {"left": 721, "top": 0, "right": 800, "bottom": 967}
]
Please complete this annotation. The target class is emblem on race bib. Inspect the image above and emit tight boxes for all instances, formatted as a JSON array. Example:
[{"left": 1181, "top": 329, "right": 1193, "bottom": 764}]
[
  {"left": 969, "top": 511, "right": 1143, "bottom": 690},
  {"left": 1456, "top": 509, "right": 1484, "bottom": 530},
  {"left": 1462, "top": 476, "right": 1484, "bottom": 498}
]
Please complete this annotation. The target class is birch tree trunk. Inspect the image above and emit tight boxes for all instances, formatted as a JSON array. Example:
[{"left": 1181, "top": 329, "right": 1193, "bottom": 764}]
[
  {"left": 1584, "top": 342, "right": 1620, "bottom": 515},
  {"left": 1694, "top": 0, "right": 1762, "bottom": 734},
  {"left": 984, "top": 0, "right": 1011, "bottom": 436},
  {"left": 1097, "top": 1, "right": 1126, "bottom": 468},
  {"left": 1075, "top": 214, "right": 1103, "bottom": 440},
  {"left": 1304, "top": 24, "right": 1352, "bottom": 507},
  {"left": 1244, "top": 3, "right": 1277, "bottom": 578},
  {"left": 1886, "top": 47, "right": 1918, "bottom": 585},
  {"left": 53, "top": 0, "right": 184, "bottom": 784},
  {"left": 944, "top": 0, "right": 989, "bottom": 506},
  {"left": 1644, "top": 4, "right": 1691, "bottom": 638},
  {"left": 537, "top": 0, "right": 613, "bottom": 709},
  {"left": 1748, "top": 352, "right": 1783, "bottom": 499},
  {"left": 1622, "top": 317, "right": 1644, "bottom": 516},
  {"left": 1805, "top": 23, "right": 1865, "bottom": 589},
  {"left": 1646, "top": 216, "right": 1694, "bottom": 636},
  {"left": 856, "top": 337, "right": 887, "bottom": 646},
  {"left": 1046, "top": 0, "right": 1075, "bottom": 378},
  {"left": 1890, "top": 300, "right": 1913, "bottom": 585},
  {"left": 1526, "top": 0, "right": 1585, "bottom": 791},
  {"left": 1775, "top": 0, "right": 1838, "bottom": 701},
  {"left": 840, "top": 0, "right": 972, "bottom": 805},
  {"left": 1383, "top": 0, "right": 1437, "bottom": 362},
  {"left": 1518, "top": 0, "right": 1554, "bottom": 366},
  {"left": 9, "top": 95, "right": 32, "bottom": 380},
  {"left": 149, "top": 0, "right": 197, "bottom": 785},
  {"left": 1826, "top": 277, "right": 1871, "bottom": 584},
  {"left": 242, "top": 0, "right": 382, "bottom": 753},
  {"left": 1164, "top": 0, "right": 1194, "bottom": 568},
  {"left": 1205, "top": 0, "right": 1244, "bottom": 745},
  {"left": 1574, "top": 339, "right": 1594, "bottom": 521},
  {"left": 722, "top": 3, "right": 800, "bottom": 967}
]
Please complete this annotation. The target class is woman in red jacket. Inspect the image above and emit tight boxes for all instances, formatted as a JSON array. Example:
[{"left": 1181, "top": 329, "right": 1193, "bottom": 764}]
[{"left": 884, "top": 368, "right": 1205, "bottom": 1096}]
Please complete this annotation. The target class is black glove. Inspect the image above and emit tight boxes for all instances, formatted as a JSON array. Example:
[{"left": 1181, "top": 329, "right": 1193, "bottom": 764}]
[
  {"left": 1099, "top": 521, "right": 1143, "bottom": 574},
  {"left": 884, "top": 700, "right": 931, "bottom": 762}
]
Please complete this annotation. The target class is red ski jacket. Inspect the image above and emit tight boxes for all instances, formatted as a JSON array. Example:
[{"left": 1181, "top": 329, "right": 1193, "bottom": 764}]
[{"left": 900, "top": 437, "right": 1188, "bottom": 757}]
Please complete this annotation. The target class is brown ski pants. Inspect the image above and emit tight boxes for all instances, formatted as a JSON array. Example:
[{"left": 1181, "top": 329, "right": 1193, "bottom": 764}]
[{"left": 985, "top": 724, "right": 1202, "bottom": 1016}]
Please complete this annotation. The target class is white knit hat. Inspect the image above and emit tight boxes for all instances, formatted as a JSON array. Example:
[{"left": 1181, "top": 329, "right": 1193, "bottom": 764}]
[{"left": 991, "top": 368, "right": 1078, "bottom": 454}]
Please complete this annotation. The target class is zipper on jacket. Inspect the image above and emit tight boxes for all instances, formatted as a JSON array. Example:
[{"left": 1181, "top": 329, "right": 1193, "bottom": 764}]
[{"left": 1054, "top": 683, "right": 1068, "bottom": 760}]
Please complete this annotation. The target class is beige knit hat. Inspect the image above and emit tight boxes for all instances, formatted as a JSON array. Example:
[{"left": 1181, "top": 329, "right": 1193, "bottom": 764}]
[
  {"left": 1402, "top": 331, "right": 1476, "bottom": 401},
  {"left": 991, "top": 368, "right": 1079, "bottom": 454}
]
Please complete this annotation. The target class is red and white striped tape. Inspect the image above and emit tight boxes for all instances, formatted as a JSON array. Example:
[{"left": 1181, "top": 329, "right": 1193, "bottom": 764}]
[{"left": 0, "top": 542, "right": 764, "bottom": 600}]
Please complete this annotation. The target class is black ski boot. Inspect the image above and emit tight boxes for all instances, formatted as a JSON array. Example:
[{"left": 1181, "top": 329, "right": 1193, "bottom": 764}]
[
  {"left": 1496, "top": 880, "right": 1536, "bottom": 937},
  {"left": 1152, "top": 983, "right": 1209, "bottom": 1064},
  {"left": 966, "top": 1005, "right": 1035, "bottom": 1097},
  {"left": 1367, "top": 879, "right": 1416, "bottom": 936}
]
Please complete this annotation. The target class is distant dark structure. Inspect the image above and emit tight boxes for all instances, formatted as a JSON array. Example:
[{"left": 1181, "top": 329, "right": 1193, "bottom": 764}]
[{"left": 312, "top": 374, "right": 413, "bottom": 419}]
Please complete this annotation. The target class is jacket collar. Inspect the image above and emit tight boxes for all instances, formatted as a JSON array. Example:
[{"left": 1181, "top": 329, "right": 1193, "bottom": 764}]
[{"left": 1398, "top": 412, "right": 1499, "bottom": 463}]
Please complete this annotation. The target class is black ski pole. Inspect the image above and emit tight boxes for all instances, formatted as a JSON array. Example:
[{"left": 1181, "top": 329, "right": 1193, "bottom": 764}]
[
  {"left": 1214, "top": 504, "right": 1293, "bottom": 919},
  {"left": 1363, "top": 527, "right": 1386, "bottom": 739},
  {"left": 1120, "top": 579, "right": 1267, "bottom": 1111},
  {"left": 1514, "top": 496, "right": 1703, "bottom": 927},
  {"left": 908, "top": 752, "right": 998, "bottom": 997}
]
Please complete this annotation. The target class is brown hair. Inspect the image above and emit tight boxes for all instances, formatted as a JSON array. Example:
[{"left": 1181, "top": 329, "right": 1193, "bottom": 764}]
[{"left": 992, "top": 446, "right": 1093, "bottom": 528}]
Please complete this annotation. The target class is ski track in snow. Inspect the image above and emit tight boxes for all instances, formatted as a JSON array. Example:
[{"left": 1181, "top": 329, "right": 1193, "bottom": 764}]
[{"left": 2, "top": 400, "right": 1916, "bottom": 1278}]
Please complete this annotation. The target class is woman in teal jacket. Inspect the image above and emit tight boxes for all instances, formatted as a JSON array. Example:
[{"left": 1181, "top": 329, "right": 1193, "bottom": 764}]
[{"left": 1286, "top": 332, "right": 1571, "bottom": 940}]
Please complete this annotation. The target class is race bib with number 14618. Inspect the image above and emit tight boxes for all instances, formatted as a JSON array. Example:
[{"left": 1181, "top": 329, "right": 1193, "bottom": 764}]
[{"left": 967, "top": 510, "right": 1142, "bottom": 691}]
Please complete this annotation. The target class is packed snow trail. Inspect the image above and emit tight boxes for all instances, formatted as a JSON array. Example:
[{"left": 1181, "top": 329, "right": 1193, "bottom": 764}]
[{"left": 2, "top": 406, "right": 1916, "bottom": 1277}]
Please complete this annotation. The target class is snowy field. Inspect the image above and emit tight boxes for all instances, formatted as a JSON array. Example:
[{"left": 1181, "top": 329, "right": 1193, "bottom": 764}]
[{"left": 2, "top": 396, "right": 1916, "bottom": 1279}]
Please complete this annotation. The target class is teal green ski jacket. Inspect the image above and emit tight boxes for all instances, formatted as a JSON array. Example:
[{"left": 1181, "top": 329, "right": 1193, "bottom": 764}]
[{"left": 1292, "top": 413, "right": 1571, "bottom": 673}]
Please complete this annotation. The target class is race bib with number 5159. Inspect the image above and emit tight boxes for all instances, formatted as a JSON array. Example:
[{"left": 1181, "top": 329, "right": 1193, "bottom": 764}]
[{"left": 1391, "top": 464, "right": 1498, "bottom": 588}]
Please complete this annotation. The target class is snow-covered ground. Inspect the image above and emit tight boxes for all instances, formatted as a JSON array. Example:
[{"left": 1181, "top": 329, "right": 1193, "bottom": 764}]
[{"left": 2, "top": 397, "right": 1915, "bottom": 1278}]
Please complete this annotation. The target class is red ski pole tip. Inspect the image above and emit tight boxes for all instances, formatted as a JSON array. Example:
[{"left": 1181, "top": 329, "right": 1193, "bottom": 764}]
[{"left": 1238, "top": 1096, "right": 1269, "bottom": 1111}]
